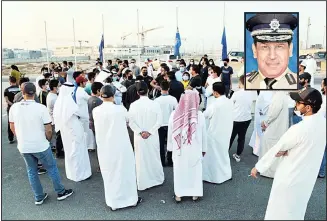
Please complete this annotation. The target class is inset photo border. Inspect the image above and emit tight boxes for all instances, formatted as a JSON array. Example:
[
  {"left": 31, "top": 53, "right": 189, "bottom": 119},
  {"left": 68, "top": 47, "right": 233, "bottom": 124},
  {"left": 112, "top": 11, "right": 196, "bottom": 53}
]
[{"left": 244, "top": 12, "right": 299, "bottom": 91}]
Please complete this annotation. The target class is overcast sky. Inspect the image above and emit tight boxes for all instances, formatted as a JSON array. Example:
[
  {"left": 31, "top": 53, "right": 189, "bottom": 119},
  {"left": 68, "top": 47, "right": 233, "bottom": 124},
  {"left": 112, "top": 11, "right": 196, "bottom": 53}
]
[{"left": 2, "top": 1, "right": 326, "bottom": 52}]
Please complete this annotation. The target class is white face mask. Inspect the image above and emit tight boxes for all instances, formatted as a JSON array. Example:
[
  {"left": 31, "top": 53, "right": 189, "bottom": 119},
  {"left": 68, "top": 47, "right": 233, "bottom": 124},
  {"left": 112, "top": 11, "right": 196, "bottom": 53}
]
[
  {"left": 130, "top": 63, "right": 135, "bottom": 68},
  {"left": 294, "top": 110, "right": 302, "bottom": 117},
  {"left": 182, "top": 75, "right": 189, "bottom": 81},
  {"left": 209, "top": 62, "right": 213, "bottom": 65},
  {"left": 294, "top": 105, "right": 309, "bottom": 117}
]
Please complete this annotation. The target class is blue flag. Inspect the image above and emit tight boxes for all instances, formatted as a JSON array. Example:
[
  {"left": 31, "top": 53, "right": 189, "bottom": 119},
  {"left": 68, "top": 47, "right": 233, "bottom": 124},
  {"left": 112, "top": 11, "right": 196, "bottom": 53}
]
[
  {"left": 174, "top": 28, "right": 182, "bottom": 58},
  {"left": 221, "top": 27, "right": 228, "bottom": 60},
  {"left": 99, "top": 34, "right": 104, "bottom": 63}
]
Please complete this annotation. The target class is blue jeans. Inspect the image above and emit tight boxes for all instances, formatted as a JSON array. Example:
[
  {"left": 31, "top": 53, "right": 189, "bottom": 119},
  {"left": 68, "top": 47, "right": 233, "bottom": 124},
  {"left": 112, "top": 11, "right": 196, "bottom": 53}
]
[
  {"left": 292, "top": 114, "right": 302, "bottom": 125},
  {"left": 319, "top": 147, "right": 326, "bottom": 177},
  {"left": 288, "top": 108, "right": 294, "bottom": 127},
  {"left": 21, "top": 147, "right": 65, "bottom": 201}
]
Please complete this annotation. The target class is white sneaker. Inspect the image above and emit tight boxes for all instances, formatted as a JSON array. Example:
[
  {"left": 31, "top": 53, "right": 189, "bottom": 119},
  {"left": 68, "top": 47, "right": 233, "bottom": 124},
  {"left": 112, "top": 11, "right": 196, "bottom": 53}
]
[{"left": 233, "top": 153, "right": 241, "bottom": 162}]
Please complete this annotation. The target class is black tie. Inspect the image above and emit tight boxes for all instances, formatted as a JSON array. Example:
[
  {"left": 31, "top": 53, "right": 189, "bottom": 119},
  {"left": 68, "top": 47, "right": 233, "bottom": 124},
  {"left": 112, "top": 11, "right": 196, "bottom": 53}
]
[{"left": 264, "top": 78, "right": 277, "bottom": 89}]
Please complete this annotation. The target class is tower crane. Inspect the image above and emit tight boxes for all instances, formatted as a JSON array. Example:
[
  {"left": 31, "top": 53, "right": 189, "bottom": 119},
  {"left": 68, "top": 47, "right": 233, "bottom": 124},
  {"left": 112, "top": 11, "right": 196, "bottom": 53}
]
[
  {"left": 121, "top": 33, "right": 132, "bottom": 47},
  {"left": 138, "top": 26, "right": 164, "bottom": 54}
]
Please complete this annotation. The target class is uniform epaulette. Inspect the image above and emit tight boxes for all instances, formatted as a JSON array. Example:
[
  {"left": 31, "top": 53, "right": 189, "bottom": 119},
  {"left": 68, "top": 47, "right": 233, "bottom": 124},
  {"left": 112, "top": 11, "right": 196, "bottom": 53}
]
[
  {"left": 247, "top": 71, "right": 259, "bottom": 83},
  {"left": 285, "top": 72, "right": 297, "bottom": 85}
]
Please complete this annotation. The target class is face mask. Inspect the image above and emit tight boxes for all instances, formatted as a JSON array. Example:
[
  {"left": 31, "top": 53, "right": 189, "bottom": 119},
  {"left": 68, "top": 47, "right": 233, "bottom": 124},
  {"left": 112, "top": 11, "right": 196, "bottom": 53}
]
[
  {"left": 143, "top": 72, "right": 148, "bottom": 76},
  {"left": 180, "top": 67, "right": 185, "bottom": 72},
  {"left": 209, "top": 62, "right": 213, "bottom": 65},
  {"left": 182, "top": 75, "right": 189, "bottom": 81},
  {"left": 112, "top": 77, "right": 118, "bottom": 82},
  {"left": 294, "top": 110, "right": 302, "bottom": 117},
  {"left": 299, "top": 81, "right": 306, "bottom": 86},
  {"left": 130, "top": 63, "right": 135, "bottom": 68},
  {"left": 190, "top": 61, "right": 194, "bottom": 65},
  {"left": 128, "top": 75, "right": 133, "bottom": 80},
  {"left": 224, "top": 63, "right": 228, "bottom": 66}
]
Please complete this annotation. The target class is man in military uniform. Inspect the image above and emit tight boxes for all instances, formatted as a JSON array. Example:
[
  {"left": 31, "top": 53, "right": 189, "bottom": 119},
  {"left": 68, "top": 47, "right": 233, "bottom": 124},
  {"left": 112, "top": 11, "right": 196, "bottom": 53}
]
[{"left": 245, "top": 13, "right": 299, "bottom": 90}]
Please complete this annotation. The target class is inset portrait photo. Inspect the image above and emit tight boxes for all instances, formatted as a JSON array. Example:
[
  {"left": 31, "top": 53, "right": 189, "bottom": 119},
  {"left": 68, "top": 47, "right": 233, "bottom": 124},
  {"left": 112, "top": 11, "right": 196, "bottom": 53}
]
[{"left": 244, "top": 13, "right": 299, "bottom": 90}]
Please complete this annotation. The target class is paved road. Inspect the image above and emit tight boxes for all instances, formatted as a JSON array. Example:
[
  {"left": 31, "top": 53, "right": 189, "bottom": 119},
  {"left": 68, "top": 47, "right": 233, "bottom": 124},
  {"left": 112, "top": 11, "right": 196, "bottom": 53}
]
[{"left": 1, "top": 109, "right": 326, "bottom": 219}]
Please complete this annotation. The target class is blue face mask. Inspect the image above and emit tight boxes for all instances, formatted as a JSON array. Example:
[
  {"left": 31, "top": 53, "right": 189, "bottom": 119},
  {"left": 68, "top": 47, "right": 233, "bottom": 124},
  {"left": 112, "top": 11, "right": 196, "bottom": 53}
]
[
  {"left": 112, "top": 77, "right": 118, "bottom": 82},
  {"left": 180, "top": 67, "right": 185, "bottom": 72}
]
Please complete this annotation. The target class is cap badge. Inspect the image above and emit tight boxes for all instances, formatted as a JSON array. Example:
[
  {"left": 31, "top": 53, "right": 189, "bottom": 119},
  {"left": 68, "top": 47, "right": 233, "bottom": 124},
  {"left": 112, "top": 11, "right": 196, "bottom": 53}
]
[{"left": 269, "top": 19, "right": 280, "bottom": 31}]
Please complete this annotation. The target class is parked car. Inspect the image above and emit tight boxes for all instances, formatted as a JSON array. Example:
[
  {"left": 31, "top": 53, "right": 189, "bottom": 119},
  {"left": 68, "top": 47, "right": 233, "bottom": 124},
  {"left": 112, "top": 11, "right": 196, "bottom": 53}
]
[{"left": 228, "top": 51, "right": 244, "bottom": 62}]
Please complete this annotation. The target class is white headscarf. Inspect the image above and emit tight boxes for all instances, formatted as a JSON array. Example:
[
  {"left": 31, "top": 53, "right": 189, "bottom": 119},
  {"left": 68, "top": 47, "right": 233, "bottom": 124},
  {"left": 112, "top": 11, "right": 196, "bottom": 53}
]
[{"left": 53, "top": 82, "right": 79, "bottom": 132}]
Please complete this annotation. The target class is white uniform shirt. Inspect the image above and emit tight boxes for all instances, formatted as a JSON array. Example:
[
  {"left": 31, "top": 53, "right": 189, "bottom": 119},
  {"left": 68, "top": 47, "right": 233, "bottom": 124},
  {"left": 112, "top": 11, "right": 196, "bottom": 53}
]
[
  {"left": 205, "top": 77, "right": 221, "bottom": 97},
  {"left": 66, "top": 67, "right": 75, "bottom": 83},
  {"left": 154, "top": 94, "right": 178, "bottom": 126},
  {"left": 76, "top": 87, "right": 91, "bottom": 120},
  {"left": 46, "top": 92, "right": 58, "bottom": 125},
  {"left": 9, "top": 100, "right": 52, "bottom": 153},
  {"left": 231, "top": 88, "right": 253, "bottom": 122}
]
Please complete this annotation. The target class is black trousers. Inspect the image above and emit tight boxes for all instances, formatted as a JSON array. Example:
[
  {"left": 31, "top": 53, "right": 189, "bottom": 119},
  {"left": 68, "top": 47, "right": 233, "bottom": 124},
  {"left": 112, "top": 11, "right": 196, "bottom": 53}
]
[
  {"left": 7, "top": 110, "right": 14, "bottom": 141},
  {"left": 224, "top": 85, "right": 230, "bottom": 97},
  {"left": 158, "top": 126, "right": 172, "bottom": 166},
  {"left": 56, "top": 131, "right": 65, "bottom": 157},
  {"left": 229, "top": 120, "right": 251, "bottom": 155}
]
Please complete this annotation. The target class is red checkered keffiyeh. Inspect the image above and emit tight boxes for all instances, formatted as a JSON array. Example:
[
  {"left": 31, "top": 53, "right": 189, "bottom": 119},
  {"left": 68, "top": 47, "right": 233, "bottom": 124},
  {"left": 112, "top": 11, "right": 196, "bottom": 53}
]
[{"left": 172, "top": 90, "right": 200, "bottom": 152}]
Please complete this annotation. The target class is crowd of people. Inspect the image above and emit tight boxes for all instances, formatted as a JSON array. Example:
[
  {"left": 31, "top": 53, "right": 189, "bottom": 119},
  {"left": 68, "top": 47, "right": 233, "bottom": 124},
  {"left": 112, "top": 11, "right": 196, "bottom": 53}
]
[{"left": 4, "top": 55, "right": 326, "bottom": 219}]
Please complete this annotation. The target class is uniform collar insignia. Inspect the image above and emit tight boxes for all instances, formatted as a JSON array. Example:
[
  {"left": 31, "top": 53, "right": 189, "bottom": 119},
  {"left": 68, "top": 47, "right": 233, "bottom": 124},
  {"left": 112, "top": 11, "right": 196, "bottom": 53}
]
[{"left": 269, "top": 19, "right": 280, "bottom": 31}]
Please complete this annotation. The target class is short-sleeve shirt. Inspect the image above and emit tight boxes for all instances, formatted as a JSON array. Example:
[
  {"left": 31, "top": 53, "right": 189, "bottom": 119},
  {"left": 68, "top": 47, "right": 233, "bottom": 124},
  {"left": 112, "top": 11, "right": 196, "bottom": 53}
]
[
  {"left": 88, "top": 96, "right": 103, "bottom": 131},
  {"left": 4, "top": 85, "right": 20, "bottom": 110},
  {"left": 46, "top": 92, "right": 58, "bottom": 125},
  {"left": 155, "top": 74, "right": 165, "bottom": 86},
  {"left": 9, "top": 100, "right": 52, "bottom": 153},
  {"left": 144, "top": 76, "right": 154, "bottom": 91},
  {"left": 221, "top": 66, "right": 233, "bottom": 85}
]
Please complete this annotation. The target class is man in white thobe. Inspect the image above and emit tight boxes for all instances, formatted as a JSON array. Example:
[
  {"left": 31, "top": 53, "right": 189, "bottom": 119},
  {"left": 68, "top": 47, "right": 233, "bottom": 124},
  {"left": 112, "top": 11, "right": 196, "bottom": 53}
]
[
  {"left": 167, "top": 90, "right": 207, "bottom": 202},
  {"left": 93, "top": 85, "right": 142, "bottom": 211},
  {"left": 259, "top": 91, "right": 289, "bottom": 178},
  {"left": 53, "top": 82, "right": 92, "bottom": 182},
  {"left": 249, "top": 91, "right": 273, "bottom": 156},
  {"left": 128, "top": 81, "right": 164, "bottom": 191},
  {"left": 251, "top": 87, "right": 326, "bottom": 220},
  {"left": 203, "top": 82, "right": 233, "bottom": 184},
  {"left": 75, "top": 75, "right": 96, "bottom": 151},
  {"left": 303, "top": 55, "right": 317, "bottom": 88}
]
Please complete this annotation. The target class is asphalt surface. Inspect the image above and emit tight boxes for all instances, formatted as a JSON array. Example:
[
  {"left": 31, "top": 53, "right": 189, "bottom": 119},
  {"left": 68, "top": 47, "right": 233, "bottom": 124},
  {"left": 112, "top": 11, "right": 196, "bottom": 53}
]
[{"left": 1, "top": 79, "right": 326, "bottom": 220}]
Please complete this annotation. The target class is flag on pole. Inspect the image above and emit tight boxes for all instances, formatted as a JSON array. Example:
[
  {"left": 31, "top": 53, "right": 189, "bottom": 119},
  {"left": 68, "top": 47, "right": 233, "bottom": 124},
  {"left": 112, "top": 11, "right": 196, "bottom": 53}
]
[
  {"left": 174, "top": 28, "right": 182, "bottom": 58},
  {"left": 221, "top": 26, "right": 228, "bottom": 60},
  {"left": 99, "top": 34, "right": 104, "bottom": 63}
]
